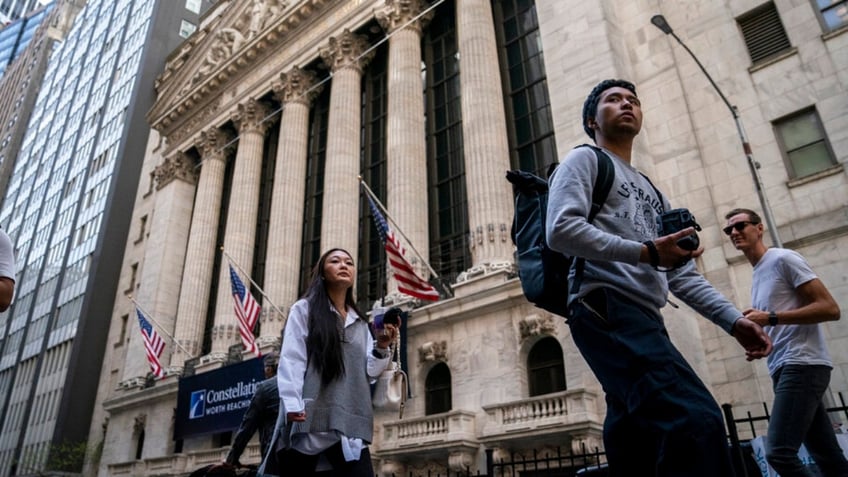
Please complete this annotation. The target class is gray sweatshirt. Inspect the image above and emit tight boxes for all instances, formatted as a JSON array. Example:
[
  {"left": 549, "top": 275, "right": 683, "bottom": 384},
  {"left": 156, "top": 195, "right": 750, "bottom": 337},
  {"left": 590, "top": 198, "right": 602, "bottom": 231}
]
[{"left": 545, "top": 146, "right": 741, "bottom": 334}]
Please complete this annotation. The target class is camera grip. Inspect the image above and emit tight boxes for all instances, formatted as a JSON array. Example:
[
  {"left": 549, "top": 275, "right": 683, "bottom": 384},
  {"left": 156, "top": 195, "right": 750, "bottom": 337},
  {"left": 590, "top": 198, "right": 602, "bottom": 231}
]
[{"left": 677, "top": 234, "right": 699, "bottom": 251}]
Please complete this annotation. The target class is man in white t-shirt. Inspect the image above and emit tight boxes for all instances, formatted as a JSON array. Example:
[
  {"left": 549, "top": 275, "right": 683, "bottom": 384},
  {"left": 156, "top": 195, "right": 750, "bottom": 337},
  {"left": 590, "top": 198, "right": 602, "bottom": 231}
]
[{"left": 725, "top": 207, "right": 848, "bottom": 477}]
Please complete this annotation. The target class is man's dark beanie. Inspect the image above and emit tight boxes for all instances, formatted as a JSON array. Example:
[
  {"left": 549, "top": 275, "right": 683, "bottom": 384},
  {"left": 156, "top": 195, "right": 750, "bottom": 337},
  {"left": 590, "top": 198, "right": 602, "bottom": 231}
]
[{"left": 582, "top": 79, "right": 637, "bottom": 140}]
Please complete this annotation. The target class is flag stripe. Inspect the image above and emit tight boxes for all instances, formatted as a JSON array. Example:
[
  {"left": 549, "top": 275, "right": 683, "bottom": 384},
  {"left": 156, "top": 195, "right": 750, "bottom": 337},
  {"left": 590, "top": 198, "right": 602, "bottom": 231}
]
[
  {"left": 229, "top": 264, "right": 261, "bottom": 357},
  {"left": 136, "top": 309, "right": 165, "bottom": 379},
  {"left": 366, "top": 194, "right": 439, "bottom": 301}
]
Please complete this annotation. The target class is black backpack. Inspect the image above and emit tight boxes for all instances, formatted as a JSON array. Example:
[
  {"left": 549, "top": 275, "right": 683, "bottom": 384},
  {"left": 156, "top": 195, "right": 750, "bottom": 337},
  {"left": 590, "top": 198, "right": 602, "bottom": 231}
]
[{"left": 506, "top": 145, "right": 615, "bottom": 318}]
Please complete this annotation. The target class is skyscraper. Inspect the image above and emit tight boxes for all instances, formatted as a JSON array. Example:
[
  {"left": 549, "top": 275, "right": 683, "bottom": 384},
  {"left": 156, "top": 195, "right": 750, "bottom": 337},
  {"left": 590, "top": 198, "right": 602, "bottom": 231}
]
[
  {"left": 0, "top": 0, "right": 45, "bottom": 25},
  {"left": 0, "top": 0, "right": 206, "bottom": 474}
]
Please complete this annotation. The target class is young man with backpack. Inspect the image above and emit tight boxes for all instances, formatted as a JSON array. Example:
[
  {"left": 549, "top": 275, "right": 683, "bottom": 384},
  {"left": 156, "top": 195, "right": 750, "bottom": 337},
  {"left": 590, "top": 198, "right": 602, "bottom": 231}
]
[{"left": 545, "top": 79, "right": 772, "bottom": 476}]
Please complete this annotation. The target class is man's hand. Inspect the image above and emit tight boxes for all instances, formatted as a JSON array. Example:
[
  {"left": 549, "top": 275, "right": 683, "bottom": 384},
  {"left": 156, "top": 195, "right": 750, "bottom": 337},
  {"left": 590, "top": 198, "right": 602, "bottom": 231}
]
[
  {"left": 287, "top": 410, "right": 307, "bottom": 422},
  {"left": 643, "top": 227, "right": 703, "bottom": 268},
  {"left": 376, "top": 322, "right": 399, "bottom": 349},
  {"left": 742, "top": 308, "right": 769, "bottom": 327},
  {"left": 731, "top": 317, "right": 772, "bottom": 361}
]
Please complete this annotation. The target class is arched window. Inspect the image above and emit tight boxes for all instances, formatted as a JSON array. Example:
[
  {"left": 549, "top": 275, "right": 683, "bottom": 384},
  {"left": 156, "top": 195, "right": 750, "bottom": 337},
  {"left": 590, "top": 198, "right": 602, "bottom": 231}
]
[
  {"left": 527, "top": 337, "right": 565, "bottom": 396},
  {"left": 425, "top": 362, "right": 452, "bottom": 415}
]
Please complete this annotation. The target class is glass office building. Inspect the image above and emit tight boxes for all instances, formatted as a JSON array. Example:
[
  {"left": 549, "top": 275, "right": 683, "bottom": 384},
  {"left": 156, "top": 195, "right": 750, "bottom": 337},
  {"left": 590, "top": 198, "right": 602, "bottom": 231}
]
[
  {"left": 0, "top": 3, "right": 52, "bottom": 79},
  {"left": 0, "top": 0, "right": 45, "bottom": 25},
  {"left": 0, "top": 0, "right": 203, "bottom": 474}
]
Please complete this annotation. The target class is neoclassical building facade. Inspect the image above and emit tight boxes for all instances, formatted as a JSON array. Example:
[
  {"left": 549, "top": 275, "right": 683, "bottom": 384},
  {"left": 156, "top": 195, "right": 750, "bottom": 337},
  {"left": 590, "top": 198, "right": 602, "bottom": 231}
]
[{"left": 88, "top": 0, "right": 848, "bottom": 475}]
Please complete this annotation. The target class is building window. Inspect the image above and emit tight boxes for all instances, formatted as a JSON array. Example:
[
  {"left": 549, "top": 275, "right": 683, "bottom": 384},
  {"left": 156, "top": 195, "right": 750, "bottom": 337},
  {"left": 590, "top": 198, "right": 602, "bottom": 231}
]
[
  {"left": 125, "top": 263, "right": 138, "bottom": 294},
  {"left": 424, "top": 0, "right": 470, "bottom": 285},
  {"left": 185, "top": 0, "right": 202, "bottom": 15},
  {"left": 179, "top": 19, "right": 196, "bottom": 38},
  {"left": 527, "top": 337, "right": 565, "bottom": 396},
  {"left": 425, "top": 362, "right": 452, "bottom": 415},
  {"left": 493, "top": 0, "right": 558, "bottom": 177},
  {"left": 815, "top": 0, "right": 848, "bottom": 31},
  {"left": 358, "top": 43, "right": 388, "bottom": 310},
  {"left": 299, "top": 86, "right": 330, "bottom": 291},
  {"left": 116, "top": 314, "right": 128, "bottom": 346},
  {"left": 737, "top": 3, "right": 792, "bottom": 65},
  {"left": 135, "top": 215, "right": 147, "bottom": 243},
  {"left": 773, "top": 108, "right": 836, "bottom": 179}
]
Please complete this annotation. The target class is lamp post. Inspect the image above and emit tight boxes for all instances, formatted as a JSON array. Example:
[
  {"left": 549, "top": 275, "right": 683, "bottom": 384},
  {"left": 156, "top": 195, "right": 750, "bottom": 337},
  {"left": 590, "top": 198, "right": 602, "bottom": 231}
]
[{"left": 651, "top": 14, "right": 782, "bottom": 247}]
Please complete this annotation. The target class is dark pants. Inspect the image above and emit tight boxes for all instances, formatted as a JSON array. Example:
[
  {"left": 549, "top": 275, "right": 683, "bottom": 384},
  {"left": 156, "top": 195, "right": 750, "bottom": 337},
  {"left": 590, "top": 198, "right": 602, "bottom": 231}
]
[
  {"left": 766, "top": 364, "right": 848, "bottom": 477},
  {"left": 276, "top": 442, "right": 374, "bottom": 477},
  {"left": 568, "top": 288, "right": 735, "bottom": 477}
]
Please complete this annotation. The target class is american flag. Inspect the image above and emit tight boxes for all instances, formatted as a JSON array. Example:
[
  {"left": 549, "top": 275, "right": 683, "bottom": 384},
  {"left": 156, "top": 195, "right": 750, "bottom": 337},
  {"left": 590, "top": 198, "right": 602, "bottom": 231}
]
[
  {"left": 366, "top": 194, "right": 439, "bottom": 301},
  {"left": 229, "top": 264, "right": 261, "bottom": 357},
  {"left": 136, "top": 308, "right": 165, "bottom": 379}
]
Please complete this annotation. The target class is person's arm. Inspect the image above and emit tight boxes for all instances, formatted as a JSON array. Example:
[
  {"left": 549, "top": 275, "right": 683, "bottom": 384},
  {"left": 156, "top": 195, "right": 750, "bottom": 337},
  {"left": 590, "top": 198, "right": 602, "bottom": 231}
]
[
  {"left": 0, "top": 231, "right": 15, "bottom": 312},
  {"left": 0, "top": 277, "right": 13, "bottom": 312},
  {"left": 669, "top": 263, "right": 771, "bottom": 360},
  {"left": 225, "top": 391, "right": 263, "bottom": 465},
  {"left": 278, "top": 300, "right": 309, "bottom": 421},
  {"left": 546, "top": 149, "right": 643, "bottom": 264},
  {"left": 366, "top": 322, "right": 395, "bottom": 379},
  {"left": 744, "top": 277, "right": 840, "bottom": 327}
]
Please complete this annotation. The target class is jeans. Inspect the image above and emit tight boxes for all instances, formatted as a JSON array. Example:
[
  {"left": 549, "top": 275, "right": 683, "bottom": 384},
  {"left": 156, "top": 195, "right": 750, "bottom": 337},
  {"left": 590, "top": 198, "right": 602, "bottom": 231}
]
[
  {"left": 568, "top": 288, "right": 735, "bottom": 477},
  {"left": 767, "top": 364, "right": 848, "bottom": 477},
  {"left": 277, "top": 442, "right": 374, "bottom": 477}
]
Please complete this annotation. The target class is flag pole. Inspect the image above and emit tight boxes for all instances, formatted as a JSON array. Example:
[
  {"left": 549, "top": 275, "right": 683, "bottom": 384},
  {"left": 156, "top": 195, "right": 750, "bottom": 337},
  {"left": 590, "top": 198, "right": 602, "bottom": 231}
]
[
  {"left": 220, "top": 247, "right": 288, "bottom": 320},
  {"left": 128, "top": 295, "right": 195, "bottom": 358}
]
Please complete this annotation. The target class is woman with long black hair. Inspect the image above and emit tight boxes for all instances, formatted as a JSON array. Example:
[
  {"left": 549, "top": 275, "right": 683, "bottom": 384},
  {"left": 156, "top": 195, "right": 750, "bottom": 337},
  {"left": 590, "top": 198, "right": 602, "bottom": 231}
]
[{"left": 274, "top": 248, "right": 397, "bottom": 476}]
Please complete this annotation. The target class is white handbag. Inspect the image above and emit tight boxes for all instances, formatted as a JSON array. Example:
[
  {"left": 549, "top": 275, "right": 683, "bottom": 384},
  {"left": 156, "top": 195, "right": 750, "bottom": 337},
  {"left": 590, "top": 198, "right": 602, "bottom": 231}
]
[{"left": 372, "top": 333, "right": 408, "bottom": 419}]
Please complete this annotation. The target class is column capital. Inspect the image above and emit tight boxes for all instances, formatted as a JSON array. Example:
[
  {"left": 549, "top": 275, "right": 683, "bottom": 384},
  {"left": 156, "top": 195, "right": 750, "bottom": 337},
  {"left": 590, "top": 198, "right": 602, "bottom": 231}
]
[
  {"left": 377, "top": 0, "right": 433, "bottom": 34},
  {"left": 232, "top": 98, "right": 274, "bottom": 135},
  {"left": 319, "top": 29, "right": 374, "bottom": 74},
  {"left": 272, "top": 66, "right": 323, "bottom": 106},
  {"left": 153, "top": 151, "right": 197, "bottom": 190},
  {"left": 197, "top": 128, "right": 232, "bottom": 162}
]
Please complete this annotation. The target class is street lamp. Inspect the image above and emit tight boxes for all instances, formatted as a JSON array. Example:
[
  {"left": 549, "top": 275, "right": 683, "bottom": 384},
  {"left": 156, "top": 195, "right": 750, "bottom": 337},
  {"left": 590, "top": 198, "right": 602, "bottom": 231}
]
[{"left": 651, "top": 14, "right": 782, "bottom": 248}]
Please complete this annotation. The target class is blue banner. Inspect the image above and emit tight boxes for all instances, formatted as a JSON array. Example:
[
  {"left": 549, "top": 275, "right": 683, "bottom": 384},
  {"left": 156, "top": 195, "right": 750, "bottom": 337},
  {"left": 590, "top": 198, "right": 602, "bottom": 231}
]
[{"left": 174, "top": 358, "right": 264, "bottom": 440}]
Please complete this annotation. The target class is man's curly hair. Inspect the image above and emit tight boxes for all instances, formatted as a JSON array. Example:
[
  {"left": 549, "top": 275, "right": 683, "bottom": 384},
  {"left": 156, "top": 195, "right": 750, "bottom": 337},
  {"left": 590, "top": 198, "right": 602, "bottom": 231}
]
[{"left": 582, "top": 79, "right": 637, "bottom": 140}]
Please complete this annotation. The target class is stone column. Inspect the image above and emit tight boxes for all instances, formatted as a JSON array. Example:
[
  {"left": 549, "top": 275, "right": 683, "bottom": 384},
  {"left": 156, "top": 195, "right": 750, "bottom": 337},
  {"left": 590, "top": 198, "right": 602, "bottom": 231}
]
[
  {"left": 210, "top": 98, "right": 272, "bottom": 358},
  {"left": 377, "top": 0, "right": 433, "bottom": 295},
  {"left": 262, "top": 67, "right": 323, "bottom": 347},
  {"left": 456, "top": 0, "right": 513, "bottom": 267},
  {"left": 319, "top": 29, "right": 374, "bottom": 257},
  {"left": 125, "top": 152, "right": 197, "bottom": 379},
  {"left": 170, "top": 129, "right": 231, "bottom": 368}
]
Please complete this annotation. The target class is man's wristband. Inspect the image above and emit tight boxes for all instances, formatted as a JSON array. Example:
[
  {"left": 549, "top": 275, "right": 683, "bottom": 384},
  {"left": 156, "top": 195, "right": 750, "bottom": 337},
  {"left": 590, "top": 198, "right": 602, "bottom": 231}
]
[
  {"left": 643, "top": 240, "right": 660, "bottom": 268},
  {"left": 768, "top": 311, "right": 778, "bottom": 327}
]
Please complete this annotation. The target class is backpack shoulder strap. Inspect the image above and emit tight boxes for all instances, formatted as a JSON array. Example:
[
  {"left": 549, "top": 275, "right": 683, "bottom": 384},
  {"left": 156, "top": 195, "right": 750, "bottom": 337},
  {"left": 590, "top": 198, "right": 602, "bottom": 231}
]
[
  {"left": 638, "top": 171, "right": 665, "bottom": 212},
  {"left": 571, "top": 144, "right": 616, "bottom": 293},
  {"left": 574, "top": 144, "right": 615, "bottom": 221}
]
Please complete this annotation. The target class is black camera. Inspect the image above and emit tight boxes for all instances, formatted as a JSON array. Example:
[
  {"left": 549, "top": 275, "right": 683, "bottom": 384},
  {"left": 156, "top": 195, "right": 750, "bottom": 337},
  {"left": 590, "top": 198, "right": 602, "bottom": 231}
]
[{"left": 656, "top": 208, "right": 702, "bottom": 251}]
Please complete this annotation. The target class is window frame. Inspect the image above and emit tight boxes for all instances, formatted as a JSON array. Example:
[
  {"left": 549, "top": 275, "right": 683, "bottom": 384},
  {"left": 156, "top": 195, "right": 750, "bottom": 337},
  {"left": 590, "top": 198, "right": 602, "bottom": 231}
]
[
  {"left": 736, "top": 2, "right": 793, "bottom": 66},
  {"left": 424, "top": 362, "right": 452, "bottom": 415},
  {"left": 772, "top": 107, "right": 837, "bottom": 180},
  {"left": 811, "top": 0, "right": 848, "bottom": 32},
  {"left": 527, "top": 336, "right": 566, "bottom": 397}
]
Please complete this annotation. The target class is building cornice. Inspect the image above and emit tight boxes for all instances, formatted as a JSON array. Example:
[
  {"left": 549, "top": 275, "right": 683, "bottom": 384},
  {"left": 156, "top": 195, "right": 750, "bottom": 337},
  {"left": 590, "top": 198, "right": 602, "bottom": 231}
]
[
  {"left": 148, "top": 0, "right": 335, "bottom": 141},
  {"left": 102, "top": 378, "right": 180, "bottom": 413}
]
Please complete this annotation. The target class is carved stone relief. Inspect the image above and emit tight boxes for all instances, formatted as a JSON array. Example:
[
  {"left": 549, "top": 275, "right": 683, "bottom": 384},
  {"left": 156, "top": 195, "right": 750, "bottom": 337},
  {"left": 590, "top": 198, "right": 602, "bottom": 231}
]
[
  {"left": 418, "top": 340, "right": 447, "bottom": 363},
  {"left": 153, "top": 151, "right": 197, "bottom": 190},
  {"left": 518, "top": 313, "right": 555, "bottom": 340}
]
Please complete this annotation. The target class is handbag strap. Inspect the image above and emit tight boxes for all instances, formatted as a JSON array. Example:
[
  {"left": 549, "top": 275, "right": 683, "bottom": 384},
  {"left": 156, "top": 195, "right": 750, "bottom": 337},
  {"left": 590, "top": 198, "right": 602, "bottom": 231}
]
[{"left": 391, "top": 330, "right": 407, "bottom": 419}]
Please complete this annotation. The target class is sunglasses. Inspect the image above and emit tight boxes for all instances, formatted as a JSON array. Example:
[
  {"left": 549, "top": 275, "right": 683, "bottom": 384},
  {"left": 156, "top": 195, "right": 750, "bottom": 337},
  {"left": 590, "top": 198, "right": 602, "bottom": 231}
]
[{"left": 723, "top": 221, "right": 757, "bottom": 236}]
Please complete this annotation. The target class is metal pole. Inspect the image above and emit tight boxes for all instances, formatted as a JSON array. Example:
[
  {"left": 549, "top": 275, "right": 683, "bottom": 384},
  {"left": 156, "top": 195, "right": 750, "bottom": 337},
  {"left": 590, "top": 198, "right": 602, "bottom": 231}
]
[{"left": 652, "top": 15, "right": 783, "bottom": 247}]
